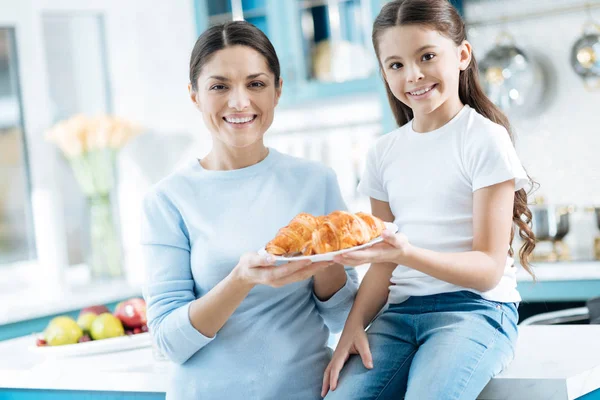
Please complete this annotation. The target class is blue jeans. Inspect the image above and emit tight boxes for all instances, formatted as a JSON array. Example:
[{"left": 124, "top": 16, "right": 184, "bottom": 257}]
[{"left": 324, "top": 291, "right": 518, "bottom": 400}]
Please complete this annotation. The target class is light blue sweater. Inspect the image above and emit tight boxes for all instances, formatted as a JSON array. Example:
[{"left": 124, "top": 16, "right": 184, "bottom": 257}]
[{"left": 141, "top": 149, "right": 359, "bottom": 400}]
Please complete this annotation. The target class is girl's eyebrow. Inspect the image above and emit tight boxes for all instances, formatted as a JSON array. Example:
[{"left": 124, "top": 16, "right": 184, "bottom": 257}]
[{"left": 383, "top": 45, "right": 438, "bottom": 63}]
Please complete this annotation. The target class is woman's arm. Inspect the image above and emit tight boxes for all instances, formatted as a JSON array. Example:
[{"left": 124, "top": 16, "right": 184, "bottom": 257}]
[
  {"left": 143, "top": 192, "right": 333, "bottom": 364},
  {"left": 313, "top": 264, "right": 347, "bottom": 301},
  {"left": 338, "top": 179, "right": 516, "bottom": 293},
  {"left": 190, "top": 254, "right": 330, "bottom": 337}
]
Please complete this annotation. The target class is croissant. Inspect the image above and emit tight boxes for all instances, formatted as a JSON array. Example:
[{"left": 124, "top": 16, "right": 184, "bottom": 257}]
[
  {"left": 265, "top": 213, "right": 320, "bottom": 256},
  {"left": 311, "top": 211, "right": 386, "bottom": 254}
]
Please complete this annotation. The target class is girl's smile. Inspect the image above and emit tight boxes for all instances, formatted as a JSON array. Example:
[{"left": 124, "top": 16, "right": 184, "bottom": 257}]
[{"left": 406, "top": 83, "right": 438, "bottom": 99}]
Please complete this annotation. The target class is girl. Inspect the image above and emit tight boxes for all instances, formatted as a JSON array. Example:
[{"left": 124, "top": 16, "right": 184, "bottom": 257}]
[
  {"left": 321, "top": 1, "right": 536, "bottom": 399},
  {"left": 141, "top": 21, "right": 358, "bottom": 400}
]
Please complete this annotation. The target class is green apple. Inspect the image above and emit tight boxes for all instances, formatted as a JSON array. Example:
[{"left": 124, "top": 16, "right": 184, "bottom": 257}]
[
  {"left": 90, "top": 313, "right": 125, "bottom": 340},
  {"left": 77, "top": 312, "right": 97, "bottom": 332},
  {"left": 44, "top": 316, "right": 83, "bottom": 346}
]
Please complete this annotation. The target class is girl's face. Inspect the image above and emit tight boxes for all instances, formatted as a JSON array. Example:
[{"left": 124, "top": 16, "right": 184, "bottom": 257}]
[
  {"left": 378, "top": 25, "right": 471, "bottom": 119},
  {"left": 190, "top": 45, "right": 282, "bottom": 148}
]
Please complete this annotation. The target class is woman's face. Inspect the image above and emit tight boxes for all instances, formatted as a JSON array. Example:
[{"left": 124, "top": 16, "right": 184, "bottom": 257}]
[{"left": 190, "top": 45, "right": 282, "bottom": 149}]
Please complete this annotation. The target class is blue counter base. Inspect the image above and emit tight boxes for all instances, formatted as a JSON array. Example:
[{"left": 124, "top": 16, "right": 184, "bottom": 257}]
[
  {"left": 0, "top": 389, "right": 165, "bottom": 400},
  {"left": 1, "top": 388, "right": 598, "bottom": 399},
  {"left": 580, "top": 389, "right": 600, "bottom": 399}
]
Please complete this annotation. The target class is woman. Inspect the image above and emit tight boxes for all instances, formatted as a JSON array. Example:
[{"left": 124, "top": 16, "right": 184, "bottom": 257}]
[{"left": 141, "top": 21, "right": 358, "bottom": 400}]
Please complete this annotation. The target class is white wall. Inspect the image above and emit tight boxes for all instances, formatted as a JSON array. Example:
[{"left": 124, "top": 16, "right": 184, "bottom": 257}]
[{"left": 465, "top": 0, "right": 600, "bottom": 259}]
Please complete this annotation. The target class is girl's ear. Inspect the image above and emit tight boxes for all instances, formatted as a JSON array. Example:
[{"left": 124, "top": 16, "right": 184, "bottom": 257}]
[
  {"left": 188, "top": 83, "right": 201, "bottom": 110},
  {"left": 458, "top": 40, "right": 473, "bottom": 71}
]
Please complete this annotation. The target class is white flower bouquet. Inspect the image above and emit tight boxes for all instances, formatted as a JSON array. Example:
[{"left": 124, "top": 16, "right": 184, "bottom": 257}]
[{"left": 46, "top": 114, "right": 142, "bottom": 279}]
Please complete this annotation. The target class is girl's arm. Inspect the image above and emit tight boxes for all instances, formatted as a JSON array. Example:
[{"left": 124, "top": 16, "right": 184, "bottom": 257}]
[
  {"left": 338, "top": 197, "right": 397, "bottom": 328},
  {"left": 338, "top": 179, "right": 516, "bottom": 293}
]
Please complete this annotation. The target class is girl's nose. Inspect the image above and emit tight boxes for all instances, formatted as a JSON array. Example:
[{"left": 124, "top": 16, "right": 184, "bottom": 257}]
[
  {"left": 406, "top": 65, "right": 425, "bottom": 83},
  {"left": 228, "top": 88, "right": 251, "bottom": 110}
]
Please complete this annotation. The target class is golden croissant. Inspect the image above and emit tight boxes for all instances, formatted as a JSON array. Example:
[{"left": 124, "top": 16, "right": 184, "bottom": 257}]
[
  {"left": 310, "top": 211, "right": 386, "bottom": 254},
  {"left": 265, "top": 213, "right": 320, "bottom": 256},
  {"left": 265, "top": 211, "right": 386, "bottom": 256}
]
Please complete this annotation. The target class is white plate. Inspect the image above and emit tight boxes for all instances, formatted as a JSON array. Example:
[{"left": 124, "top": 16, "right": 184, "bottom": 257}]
[
  {"left": 28, "top": 332, "right": 151, "bottom": 358},
  {"left": 258, "top": 222, "right": 398, "bottom": 265}
]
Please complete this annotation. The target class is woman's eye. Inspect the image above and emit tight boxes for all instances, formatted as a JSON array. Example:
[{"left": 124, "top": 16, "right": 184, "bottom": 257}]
[
  {"left": 422, "top": 53, "right": 435, "bottom": 61},
  {"left": 210, "top": 84, "right": 226, "bottom": 91},
  {"left": 249, "top": 81, "right": 265, "bottom": 88},
  {"left": 389, "top": 62, "right": 403, "bottom": 70}
]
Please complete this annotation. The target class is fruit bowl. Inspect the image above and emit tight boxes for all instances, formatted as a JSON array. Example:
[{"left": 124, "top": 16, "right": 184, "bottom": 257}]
[
  {"left": 31, "top": 298, "right": 151, "bottom": 357},
  {"left": 29, "top": 331, "right": 151, "bottom": 358}
]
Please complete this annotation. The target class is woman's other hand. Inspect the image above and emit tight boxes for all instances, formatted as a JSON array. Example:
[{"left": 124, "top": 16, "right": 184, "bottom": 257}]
[
  {"left": 321, "top": 322, "right": 373, "bottom": 397},
  {"left": 232, "top": 252, "right": 333, "bottom": 288},
  {"left": 332, "top": 231, "right": 411, "bottom": 267}
]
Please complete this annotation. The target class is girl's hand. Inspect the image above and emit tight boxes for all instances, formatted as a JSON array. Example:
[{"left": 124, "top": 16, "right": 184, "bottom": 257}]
[
  {"left": 333, "top": 231, "right": 411, "bottom": 267},
  {"left": 232, "top": 253, "right": 332, "bottom": 288},
  {"left": 321, "top": 323, "right": 373, "bottom": 397}
]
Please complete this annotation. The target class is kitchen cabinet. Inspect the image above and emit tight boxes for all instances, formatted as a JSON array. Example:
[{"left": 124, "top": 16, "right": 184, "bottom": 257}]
[{"left": 192, "top": 0, "right": 384, "bottom": 107}]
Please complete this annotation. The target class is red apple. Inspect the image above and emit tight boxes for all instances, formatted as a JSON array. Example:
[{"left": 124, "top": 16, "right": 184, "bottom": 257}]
[
  {"left": 114, "top": 298, "right": 147, "bottom": 329},
  {"left": 79, "top": 305, "right": 110, "bottom": 318}
]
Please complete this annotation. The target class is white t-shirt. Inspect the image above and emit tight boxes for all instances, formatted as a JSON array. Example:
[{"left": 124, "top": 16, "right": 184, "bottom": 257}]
[{"left": 358, "top": 105, "right": 529, "bottom": 304}]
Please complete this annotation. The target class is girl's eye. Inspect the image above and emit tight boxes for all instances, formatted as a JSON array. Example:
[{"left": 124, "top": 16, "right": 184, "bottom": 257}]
[
  {"left": 422, "top": 53, "right": 435, "bottom": 61},
  {"left": 210, "top": 84, "right": 226, "bottom": 91},
  {"left": 389, "top": 62, "right": 403, "bottom": 70},
  {"left": 249, "top": 81, "right": 265, "bottom": 88}
]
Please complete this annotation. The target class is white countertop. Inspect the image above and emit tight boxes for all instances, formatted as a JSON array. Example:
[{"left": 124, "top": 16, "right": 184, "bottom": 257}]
[
  {"left": 0, "top": 326, "right": 598, "bottom": 399},
  {"left": 515, "top": 261, "right": 600, "bottom": 282}
]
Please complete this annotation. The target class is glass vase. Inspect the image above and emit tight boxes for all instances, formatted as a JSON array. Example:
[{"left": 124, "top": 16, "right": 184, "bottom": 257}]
[{"left": 87, "top": 193, "right": 123, "bottom": 279}]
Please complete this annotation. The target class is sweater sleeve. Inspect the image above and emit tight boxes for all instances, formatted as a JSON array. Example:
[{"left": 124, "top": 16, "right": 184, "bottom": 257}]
[
  {"left": 141, "top": 190, "right": 215, "bottom": 364},
  {"left": 311, "top": 169, "right": 359, "bottom": 333}
]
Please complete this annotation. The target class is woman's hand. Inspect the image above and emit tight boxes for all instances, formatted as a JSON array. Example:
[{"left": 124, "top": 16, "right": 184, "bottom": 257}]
[
  {"left": 232, "top": 253, "right": 333, "bottom": 288},
  {"left": 321, "top": 322, "right": 373, "bottom": 397},
  {"left": 333, "top": 231, "right": 411, "bottom": 267}
]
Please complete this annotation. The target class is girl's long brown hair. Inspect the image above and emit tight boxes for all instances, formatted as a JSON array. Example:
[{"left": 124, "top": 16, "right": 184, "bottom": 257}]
[{"left": 372, "top": 0, "right": 536, "bottom": 277}]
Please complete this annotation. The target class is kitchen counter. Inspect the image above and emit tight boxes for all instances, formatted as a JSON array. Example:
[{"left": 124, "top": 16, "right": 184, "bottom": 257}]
[
  {"left": 516, "top": 261, "right": 600, "bottom": 302},
  {"left": 0, "top": 326, "right": 599, "bottom": 399}
]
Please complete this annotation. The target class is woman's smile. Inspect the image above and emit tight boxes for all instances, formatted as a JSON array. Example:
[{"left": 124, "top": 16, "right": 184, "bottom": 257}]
[{"left": 223, "top": 113, "right": 258, "bottom": 129}]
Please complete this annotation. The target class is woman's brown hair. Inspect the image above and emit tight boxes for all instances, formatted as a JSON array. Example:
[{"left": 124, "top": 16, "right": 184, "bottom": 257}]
[
  {"left": 189, "top": 21, "right": 280, "bottom": 92},
  {"left": 372, "top": 0, "right": 536, "bottom": 276}
]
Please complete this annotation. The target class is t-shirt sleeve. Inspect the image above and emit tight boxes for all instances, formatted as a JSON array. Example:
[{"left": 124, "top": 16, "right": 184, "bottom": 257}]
[
  {"left": 465, "top": 124, "right": 529, "bottom": 193},
  {"left": 141, "top": 189, "right": 215, "bottom": 364},
  {"left": 357, "top": 143, "right": 388, "bottom": 201}
]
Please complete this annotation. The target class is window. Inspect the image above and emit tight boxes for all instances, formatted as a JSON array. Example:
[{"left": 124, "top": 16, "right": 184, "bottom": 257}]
[
  {"left": 41, "top": 13, "right": 112, "bottom": 266},
  {"left": 0, "top": 27, "right": 36, "bottom": 265}
]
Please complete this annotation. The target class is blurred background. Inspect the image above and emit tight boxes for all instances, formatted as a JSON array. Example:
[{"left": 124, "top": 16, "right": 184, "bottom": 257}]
[{"left": 1, "top": 0, "right": 600, "bottom": 334}]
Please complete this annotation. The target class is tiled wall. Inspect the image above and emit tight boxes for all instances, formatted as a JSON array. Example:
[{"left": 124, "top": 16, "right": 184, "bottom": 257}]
[{"left": 465, "top": 0, "right": 600, "bottom": 260}]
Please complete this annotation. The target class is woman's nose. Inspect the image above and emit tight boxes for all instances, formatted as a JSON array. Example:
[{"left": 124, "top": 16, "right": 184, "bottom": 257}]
[{"left": 228, "top": 88, "right": 251, "bottom": 110}]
